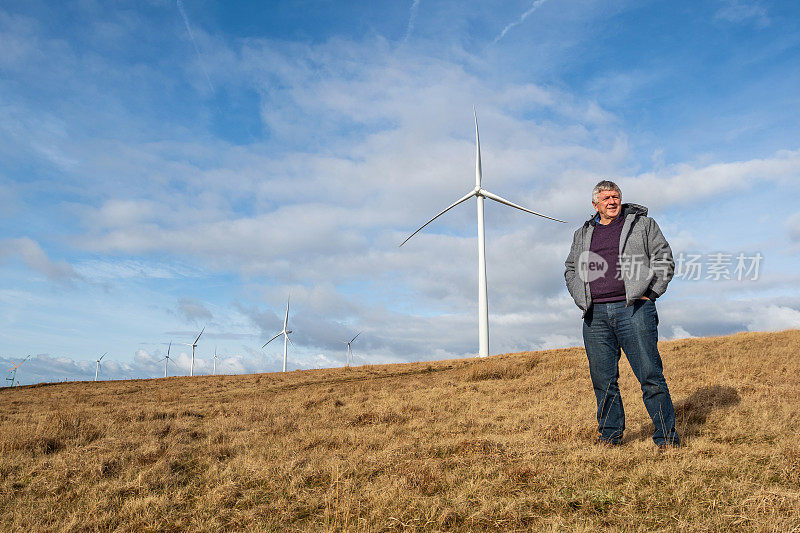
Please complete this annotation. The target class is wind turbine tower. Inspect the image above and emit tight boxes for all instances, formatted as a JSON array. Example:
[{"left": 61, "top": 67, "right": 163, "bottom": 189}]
[
  {"left": 213, "top": 347, "right": 218, "bottom": 376},
  {"left": 343, "top": 332, "right": 361, "bottom": 367},
  {"left": 94, "top": 352, "right": 108, "bottom": 382},
  {"left": 400, "top": 107, "right": 566, "bottom": 357},
  {"left": 183, "top": 327, "right": 204, "bottom": 376},
  {"left": 262, "top": 296, "right": 294, "bottom": 372}
]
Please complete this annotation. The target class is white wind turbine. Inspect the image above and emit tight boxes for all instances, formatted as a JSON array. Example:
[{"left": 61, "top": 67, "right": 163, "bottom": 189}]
[
  {"left": 212, "top": 346, "right": 218, "bottom": 376},
  {"left": 400, "top": 107, "right": 566, "bottom": 357},
  {"left": 159, "top": 341, "right": 173, "bottom": 378},
  {"left": 262, "top": 296, "right": 293, "bottom": 372},
  {"left": 182, "top": 327, "right": 204, "bottom": 376},
  {"left": 343, "top": 332, "right": 361, "bottom": 367},
  {"left": 94, "top": 352, "right": 108, "bottom": 382}
]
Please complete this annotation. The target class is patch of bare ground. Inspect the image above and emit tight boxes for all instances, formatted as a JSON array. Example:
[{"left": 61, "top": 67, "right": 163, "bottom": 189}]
[{"left": 1, "top": 330, "right": 799, "bottom": 531}]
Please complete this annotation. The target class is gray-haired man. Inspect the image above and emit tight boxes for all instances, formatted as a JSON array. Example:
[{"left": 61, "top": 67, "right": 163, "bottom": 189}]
[{"left": 564, "top": 180, "right": 680, "bottom": 448}]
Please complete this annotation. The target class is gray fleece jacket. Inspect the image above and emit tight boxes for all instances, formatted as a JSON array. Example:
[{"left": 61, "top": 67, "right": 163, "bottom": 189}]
[{"left": 564, "top": 203, "right": 674, "bottom": 315}]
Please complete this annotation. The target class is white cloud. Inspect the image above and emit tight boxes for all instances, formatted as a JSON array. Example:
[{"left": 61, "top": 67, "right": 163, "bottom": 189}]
[
  {"left": 0, "top": 238, "right": 83, "bottom": 284},
  {"left": 88, "top": 199, "right": 159, "bottom": 229},
  {"left": 492, "top": 0, "right": 551, "bottom": 44},
  {"left": 668, "top": 325, "right": 696, "bottom": 340},
  {"left": 403, "top": 0, "right": 421, "bottom": 43},
  {"left": 623, "top": 149, "right": 800, "bottom": 210},
  {"left": 658, "top": 295, "right": 800, "bottom": 339},
  {"left": 60, "top": 36, "right": 627, "bottom": 301},
  {"left": 178, "top": 297, "right": 213, "bottom": 323},
  {"left": 72, "top": 259, "right": 201, "bottom": 281},
  {"left": 746, "top": 305, "right": 800, "bottom": 332}
]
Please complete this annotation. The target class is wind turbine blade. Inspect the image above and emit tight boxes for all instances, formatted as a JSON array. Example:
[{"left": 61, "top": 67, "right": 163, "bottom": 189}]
[
  {"left": 262, "top": 332, "right": 282, "bottom": 348},
  {"left": 399, "top": 190, "right": 477, "bottom": 247},
  {"left": 481, "top": 189, "right": 567, "bottom": 223},
  {"left": 474, "top": 105, "right": 482, "bottom": 188},
  {"left": 287, "top": 335, "right": 295, "bottom": 348},
  {"left": 194, "top": 326, "right": 205, "bottom": 345},
  {"left": 13, "top": 354, "right": 32, "bottom": 370},
  {"left": 284, "top": 296, "right": 290, "bottom": 330},
  {"left": 99, "top": 352, "right": 108, "bottom": 362},
  {"left": 349, "top": 332, "right": 361, "bottom": 343},
  {"left": 167, "top": 341, "right": 171, "bottom": 357}
]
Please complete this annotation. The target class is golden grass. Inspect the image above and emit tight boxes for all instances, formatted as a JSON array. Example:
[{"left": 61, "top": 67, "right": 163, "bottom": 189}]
[{"left": 1, "top": 330, "right": 799, "bottom": 531}]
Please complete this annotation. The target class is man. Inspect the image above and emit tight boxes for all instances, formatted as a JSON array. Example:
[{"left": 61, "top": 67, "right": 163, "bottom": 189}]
[{"left": 564, "top": 180, "right": 680, "bottom": 448}]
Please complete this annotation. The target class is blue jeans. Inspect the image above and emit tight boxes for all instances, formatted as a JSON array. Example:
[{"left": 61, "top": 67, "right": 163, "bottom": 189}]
[{"left": 583, "top": 300, "right": 679, "bottom": 446}]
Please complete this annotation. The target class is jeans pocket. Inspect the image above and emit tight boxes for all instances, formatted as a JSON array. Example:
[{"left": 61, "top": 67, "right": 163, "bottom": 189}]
[{"left": 648, "top": 299, "right": 659, "bottom": 326}]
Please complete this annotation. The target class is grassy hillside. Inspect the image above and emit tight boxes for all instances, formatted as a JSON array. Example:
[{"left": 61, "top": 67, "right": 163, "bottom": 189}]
[{"left": 1, "top": 330, "right": 799, "bottom": 531}]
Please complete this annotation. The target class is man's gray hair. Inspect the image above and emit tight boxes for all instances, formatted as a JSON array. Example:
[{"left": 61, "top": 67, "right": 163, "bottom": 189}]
[{"left": 592, "top": 180, "right": 622, "bottom": 204}]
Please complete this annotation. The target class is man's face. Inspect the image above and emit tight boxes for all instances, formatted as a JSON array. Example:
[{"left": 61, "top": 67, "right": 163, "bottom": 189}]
[{"left": 593, "top": 189, "right": 621, "bottom": 222}]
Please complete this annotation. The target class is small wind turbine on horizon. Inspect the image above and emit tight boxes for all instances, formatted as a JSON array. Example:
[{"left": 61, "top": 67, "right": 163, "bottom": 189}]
[
  {"left": 94, "top": 352, "right": 108, "bottom": 382},
  {"left": 6, "top": 355, "right": 30, "bottom": 387},
  {"left": 182, "top": 327, "right": 204, "bottom": 376},
  {"left": 343, "top": 332, "right": 361, "bottom": 367},
  {"left": 212, "top": 346, "right": 218, "bottom": 376},
  {"left": 158, "top": 341, "right": 173, "bottom": 378},
  {"left": 262, "top": 296, "right": 294, "bottom": 372},
  {"left": 400, "top": 107, "right": 566, "bottom": 357}
]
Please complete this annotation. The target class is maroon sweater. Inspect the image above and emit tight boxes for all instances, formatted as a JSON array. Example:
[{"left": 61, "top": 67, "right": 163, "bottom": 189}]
[{"left": 589, "top": 214, "right": 626, "bottom": 303}]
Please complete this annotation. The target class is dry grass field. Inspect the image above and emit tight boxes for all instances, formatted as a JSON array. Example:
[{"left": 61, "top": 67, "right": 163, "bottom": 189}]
[{"left": 1, "top": 330, "right": 799, "bottom": 532}]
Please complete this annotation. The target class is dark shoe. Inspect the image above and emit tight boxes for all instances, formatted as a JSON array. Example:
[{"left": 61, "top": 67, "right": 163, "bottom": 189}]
[{"left": 595, "top": 437, "right": 620, "bottom": 448}]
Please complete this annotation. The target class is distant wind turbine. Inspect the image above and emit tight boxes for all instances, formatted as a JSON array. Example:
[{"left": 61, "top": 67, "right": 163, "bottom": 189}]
[
  {"left": 159, "top": 341, "right": 173, "bottom": 378},
  {"left": 262, "top": 296, "right": 294, "bottom": 372},
  {"left": 94, "top": 352, "right": 108, "bottom": 382},
  {"left": 343, "top": 332, "right": 361, "bottom": 367},
  {"left": 212, "top": 346, "right": 218, "bottom": 376},
  {"left": 182, "top": 327, "right": 204, "bottom": 376},
  {"left": 400, "top": 107, "right": 566, "bottom": 357},
  {"left": 6, "top": 355, "right": 30, "bottom": 387}
]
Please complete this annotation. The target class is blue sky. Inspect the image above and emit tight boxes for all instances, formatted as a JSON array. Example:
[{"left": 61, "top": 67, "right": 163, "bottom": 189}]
[{"left": 1, "top": 0, "right": 799, "bottom": 384}]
